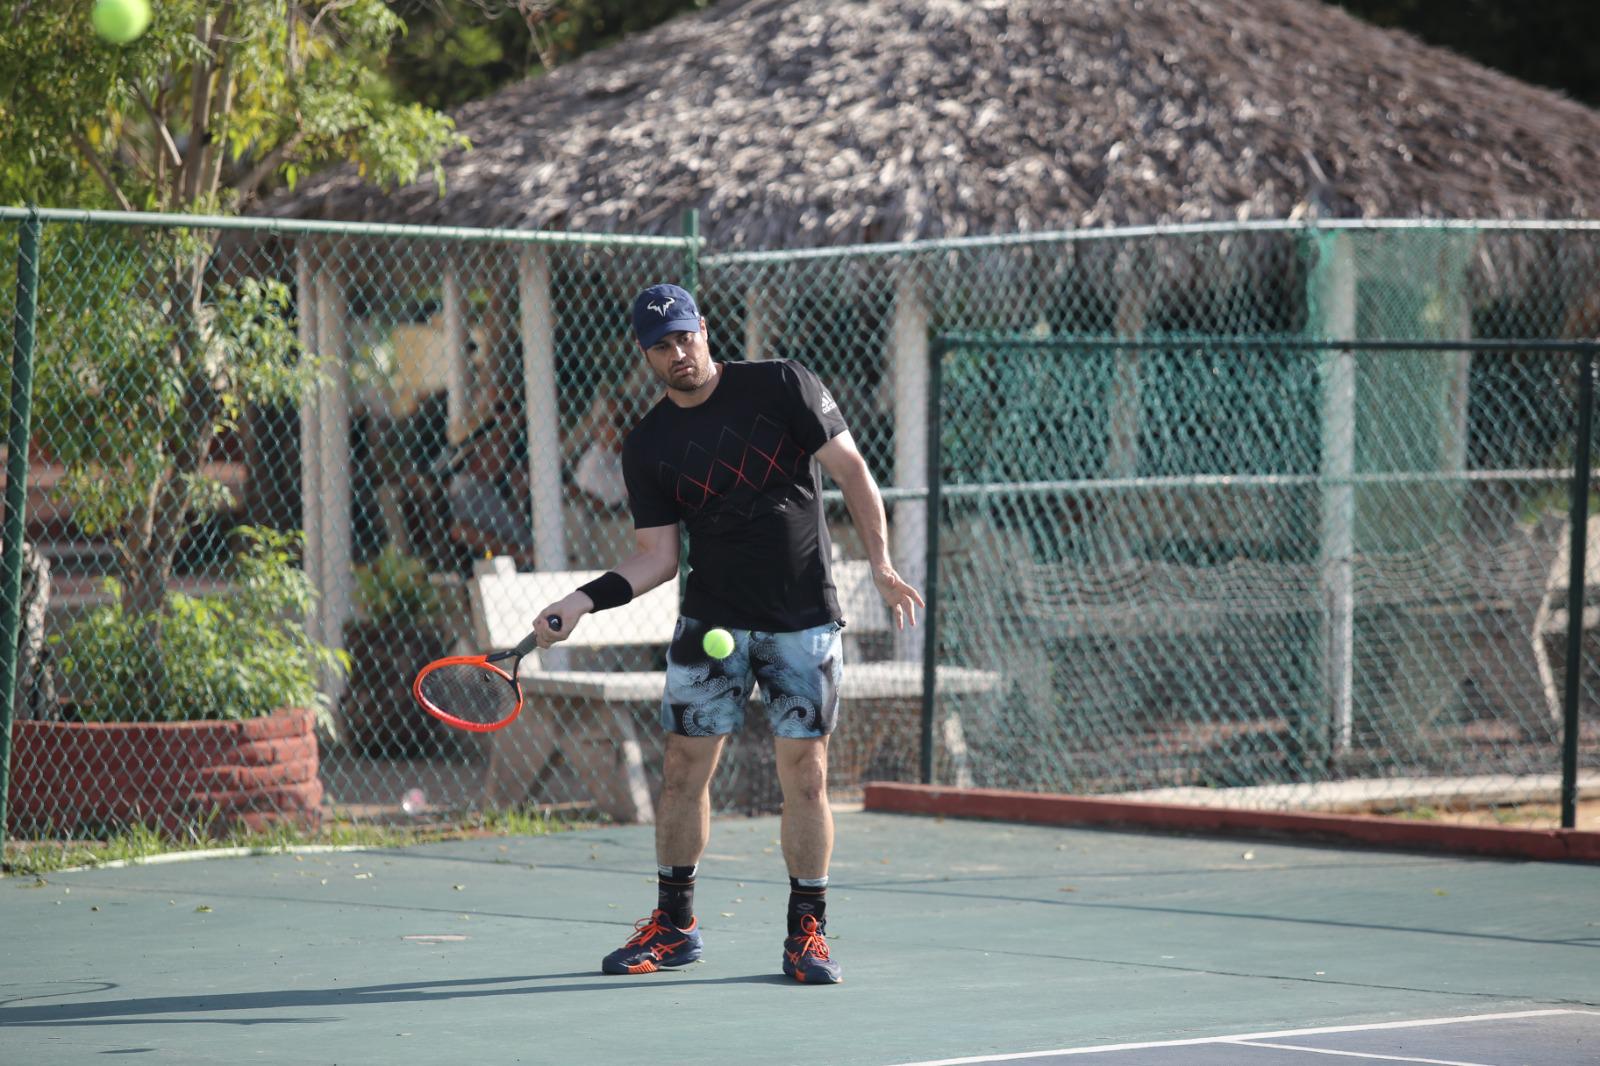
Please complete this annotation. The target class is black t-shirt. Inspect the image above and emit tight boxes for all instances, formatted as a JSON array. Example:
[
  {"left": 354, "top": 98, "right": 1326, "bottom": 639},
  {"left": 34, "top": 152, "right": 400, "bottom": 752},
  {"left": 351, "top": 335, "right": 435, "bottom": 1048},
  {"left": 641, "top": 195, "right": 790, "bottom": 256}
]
[{"left": 621, "top": 360, "right": 849, "bottom": 631}]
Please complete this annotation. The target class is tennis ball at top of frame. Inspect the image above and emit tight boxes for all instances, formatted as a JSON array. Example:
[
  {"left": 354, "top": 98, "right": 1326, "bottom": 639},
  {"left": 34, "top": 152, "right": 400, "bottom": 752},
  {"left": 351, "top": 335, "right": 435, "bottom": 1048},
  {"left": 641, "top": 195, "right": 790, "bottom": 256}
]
[
  {"left": 702, "top": 627, "right": 735, "bottom": 660},
  {"left": 92, "top": 0, "right": 152, "bottom": 44}
]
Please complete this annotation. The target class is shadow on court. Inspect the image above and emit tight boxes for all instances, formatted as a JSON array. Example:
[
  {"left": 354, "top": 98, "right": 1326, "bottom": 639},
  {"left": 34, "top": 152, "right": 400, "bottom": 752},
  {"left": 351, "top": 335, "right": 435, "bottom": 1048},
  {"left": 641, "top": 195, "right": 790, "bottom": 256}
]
[
  {"left": 3, "top": 810, "right": 1596, "bottom": 1065},
  {"left": 0, "top": 971, "right": 797, "bottom": 1028}
]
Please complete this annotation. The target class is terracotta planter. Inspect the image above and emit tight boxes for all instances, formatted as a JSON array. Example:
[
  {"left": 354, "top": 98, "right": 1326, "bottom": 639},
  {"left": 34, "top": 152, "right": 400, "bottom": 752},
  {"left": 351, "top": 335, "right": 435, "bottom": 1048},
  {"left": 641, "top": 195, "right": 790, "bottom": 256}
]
[{"left": 5, "top": 707, "right": 321, "bottom": 838}]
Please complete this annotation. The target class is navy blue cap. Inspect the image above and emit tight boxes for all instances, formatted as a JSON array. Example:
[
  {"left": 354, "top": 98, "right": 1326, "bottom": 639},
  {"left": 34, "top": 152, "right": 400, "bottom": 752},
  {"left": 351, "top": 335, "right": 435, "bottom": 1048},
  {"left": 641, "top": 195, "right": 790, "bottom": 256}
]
[{"left": 631, "top": 284, "right": 702, "bottom": 348}]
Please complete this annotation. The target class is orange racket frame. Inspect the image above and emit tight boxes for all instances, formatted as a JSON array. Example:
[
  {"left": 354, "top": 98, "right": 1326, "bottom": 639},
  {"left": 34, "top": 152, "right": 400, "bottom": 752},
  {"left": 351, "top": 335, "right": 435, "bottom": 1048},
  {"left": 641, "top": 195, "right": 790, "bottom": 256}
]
[{"left": 410, "top": 618, "right": 557, "bottom": 733}]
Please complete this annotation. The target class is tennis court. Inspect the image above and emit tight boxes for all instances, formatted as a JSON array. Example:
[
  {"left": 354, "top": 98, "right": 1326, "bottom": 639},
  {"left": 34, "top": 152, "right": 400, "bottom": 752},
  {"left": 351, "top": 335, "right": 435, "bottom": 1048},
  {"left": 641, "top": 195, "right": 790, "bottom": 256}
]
[{"left": 4, "top": 809, "right": 1595, "bottom": 1065}]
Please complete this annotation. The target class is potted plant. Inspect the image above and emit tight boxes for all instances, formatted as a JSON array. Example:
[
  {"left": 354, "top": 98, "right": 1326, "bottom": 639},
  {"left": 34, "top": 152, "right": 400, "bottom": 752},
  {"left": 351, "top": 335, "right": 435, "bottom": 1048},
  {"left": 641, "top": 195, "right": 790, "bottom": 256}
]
[
  {"left": 5, "top": 252, "right": 346, "bottom": 841},
  {"left": 343, "top": 545, "right": 458, "bottom": 758}
]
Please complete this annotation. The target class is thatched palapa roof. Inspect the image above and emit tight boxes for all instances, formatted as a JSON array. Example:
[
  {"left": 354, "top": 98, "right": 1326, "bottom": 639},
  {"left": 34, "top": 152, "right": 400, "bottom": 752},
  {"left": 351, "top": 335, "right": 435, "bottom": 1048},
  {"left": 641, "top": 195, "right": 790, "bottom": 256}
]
[{"left": 263, "top": 0, "right": 1600, "bottom": 248}]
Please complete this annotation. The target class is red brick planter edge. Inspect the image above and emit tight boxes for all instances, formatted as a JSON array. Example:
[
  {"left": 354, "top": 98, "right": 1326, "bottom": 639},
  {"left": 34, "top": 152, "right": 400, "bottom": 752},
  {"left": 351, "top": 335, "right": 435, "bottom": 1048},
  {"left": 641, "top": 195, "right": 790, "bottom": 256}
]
[{"left": 6, "top": 707, "right": 321, "bottom": 838}]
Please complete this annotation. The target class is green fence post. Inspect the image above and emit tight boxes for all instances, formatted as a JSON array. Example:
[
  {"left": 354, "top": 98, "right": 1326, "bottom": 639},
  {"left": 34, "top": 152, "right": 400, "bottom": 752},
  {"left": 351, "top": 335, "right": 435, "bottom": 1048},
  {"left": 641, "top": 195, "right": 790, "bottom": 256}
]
[
  {"left": 682, "top": 208, "right": 700, "bottom": 295},
  {"left": 919, "top": 337, "right": 945, "bottom": 785},
  {"left": 0, "top": 210, "right": 42, "bottom": 859},
  {"left": 1560, "top": 350, "right": 1595, "bottom": 831}
]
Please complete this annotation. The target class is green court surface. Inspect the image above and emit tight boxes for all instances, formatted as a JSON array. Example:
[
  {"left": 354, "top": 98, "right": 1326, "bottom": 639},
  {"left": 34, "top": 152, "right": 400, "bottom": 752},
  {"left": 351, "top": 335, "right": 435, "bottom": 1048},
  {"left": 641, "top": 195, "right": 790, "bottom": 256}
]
[{"left": 2, "top": 811, "right": 1596, "bottom": 1065}]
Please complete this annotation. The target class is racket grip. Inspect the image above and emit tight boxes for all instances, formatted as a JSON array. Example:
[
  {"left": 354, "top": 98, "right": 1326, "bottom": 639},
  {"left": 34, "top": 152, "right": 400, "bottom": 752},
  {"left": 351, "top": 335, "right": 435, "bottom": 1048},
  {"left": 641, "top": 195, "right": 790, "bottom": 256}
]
[{"left": 508, "top": 615, "right": 562, "bottom": 659}]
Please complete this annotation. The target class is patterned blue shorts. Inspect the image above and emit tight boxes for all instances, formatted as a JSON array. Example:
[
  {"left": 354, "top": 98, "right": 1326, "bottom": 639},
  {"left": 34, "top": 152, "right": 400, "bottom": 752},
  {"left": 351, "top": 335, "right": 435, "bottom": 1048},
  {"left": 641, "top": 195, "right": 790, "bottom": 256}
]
[{"left": 661, "top": 617, "right": 842, "bottom": 739}]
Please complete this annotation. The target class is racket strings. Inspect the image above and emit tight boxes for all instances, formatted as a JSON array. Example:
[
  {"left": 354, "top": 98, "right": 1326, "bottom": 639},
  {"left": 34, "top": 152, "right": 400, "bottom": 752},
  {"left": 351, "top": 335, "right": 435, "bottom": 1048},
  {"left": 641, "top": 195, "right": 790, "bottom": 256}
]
[{"left": 416, "top": 661, "right": 520, "bottom": 727}]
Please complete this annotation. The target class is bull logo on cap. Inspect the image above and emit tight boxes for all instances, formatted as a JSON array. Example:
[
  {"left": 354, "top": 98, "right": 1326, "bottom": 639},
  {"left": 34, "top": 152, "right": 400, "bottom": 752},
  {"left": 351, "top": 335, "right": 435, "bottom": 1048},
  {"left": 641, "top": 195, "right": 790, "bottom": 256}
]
[{"left": 648, "top": 297, "right": 676, "bottom": 316}]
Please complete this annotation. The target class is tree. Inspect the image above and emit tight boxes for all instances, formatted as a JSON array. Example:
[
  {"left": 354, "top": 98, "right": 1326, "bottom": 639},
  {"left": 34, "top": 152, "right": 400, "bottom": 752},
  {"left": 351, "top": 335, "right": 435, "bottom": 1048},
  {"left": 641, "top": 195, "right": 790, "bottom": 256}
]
[
  {"left": 1, "top": 0, "right": 467, "bottom": 212},
  {"left": 0, "top": 2, "right": 466, "bottom": 708},
  {"left": 1333, "top": 1, "right": 1600, "bottom": 108},
  {"left": 383, "top": 0, "right": 709, "bottom": 111}
]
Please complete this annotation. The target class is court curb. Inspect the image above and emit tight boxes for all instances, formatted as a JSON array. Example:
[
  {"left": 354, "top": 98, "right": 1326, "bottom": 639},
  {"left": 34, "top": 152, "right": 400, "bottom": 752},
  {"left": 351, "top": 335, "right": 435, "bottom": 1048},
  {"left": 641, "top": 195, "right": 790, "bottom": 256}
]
[{"left": 862, "top": 783, "right": 1600, "bottom": 863}]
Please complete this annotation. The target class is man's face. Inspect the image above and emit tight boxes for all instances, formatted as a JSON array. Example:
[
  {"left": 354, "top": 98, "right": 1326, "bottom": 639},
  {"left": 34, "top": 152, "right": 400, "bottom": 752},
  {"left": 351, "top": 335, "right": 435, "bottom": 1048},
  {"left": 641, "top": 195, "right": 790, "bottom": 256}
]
[{"left": 642, "top": 320, "right": 713, "bottom": 393}]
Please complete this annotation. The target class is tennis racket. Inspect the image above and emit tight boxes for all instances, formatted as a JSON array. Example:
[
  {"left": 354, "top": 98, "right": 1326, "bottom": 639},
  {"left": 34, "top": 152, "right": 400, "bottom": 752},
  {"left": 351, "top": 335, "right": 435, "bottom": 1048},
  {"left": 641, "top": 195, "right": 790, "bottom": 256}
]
[{"left": 411, "top": 615, "right": 562, "bottom": 732}]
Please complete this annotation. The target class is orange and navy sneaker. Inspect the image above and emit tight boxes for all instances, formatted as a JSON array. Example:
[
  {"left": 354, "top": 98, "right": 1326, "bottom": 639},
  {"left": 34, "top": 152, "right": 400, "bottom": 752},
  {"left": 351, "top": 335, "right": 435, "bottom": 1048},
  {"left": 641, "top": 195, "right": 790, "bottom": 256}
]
[
  {"left": 782, "top": 914, "right": 841, "bottom": 984},
  {"left": 601, "top": 910, "right": 703, "bottom": 975}
]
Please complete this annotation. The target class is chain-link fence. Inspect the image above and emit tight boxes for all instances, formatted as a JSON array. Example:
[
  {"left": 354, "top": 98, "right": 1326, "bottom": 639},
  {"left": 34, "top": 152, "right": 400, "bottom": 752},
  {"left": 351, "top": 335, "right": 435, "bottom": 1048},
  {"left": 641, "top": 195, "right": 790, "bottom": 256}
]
[
  {"left": 1, "top": 210, "right": 1597, "bottom": 848},
  {"left": 931, "top": 333, "right": 1596, "bottom": 816}
]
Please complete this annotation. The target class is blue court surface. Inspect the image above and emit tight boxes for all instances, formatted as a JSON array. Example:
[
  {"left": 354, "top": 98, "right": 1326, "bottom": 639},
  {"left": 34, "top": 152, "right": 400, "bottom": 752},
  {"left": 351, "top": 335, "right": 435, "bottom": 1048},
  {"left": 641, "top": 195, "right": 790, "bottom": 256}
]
[{"left": 2, "top": 810, "right": 1596, "bottom": 1065}]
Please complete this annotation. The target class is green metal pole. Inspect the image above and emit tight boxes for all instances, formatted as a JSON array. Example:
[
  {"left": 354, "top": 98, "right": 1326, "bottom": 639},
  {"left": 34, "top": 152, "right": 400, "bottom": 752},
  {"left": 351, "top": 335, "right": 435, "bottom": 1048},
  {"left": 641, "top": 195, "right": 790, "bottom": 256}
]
[
  {"left": 682, "top": 208, "right": 700, "bottom": 296},
  {"left": 0, "top": 211, "right": 42, "bottom": 859},
  {"left": 919, "top": 338, "right": 945, "bottom": 785},
  {"left": 1560, "top": 351, "right": 1594, "bottom": 830}
]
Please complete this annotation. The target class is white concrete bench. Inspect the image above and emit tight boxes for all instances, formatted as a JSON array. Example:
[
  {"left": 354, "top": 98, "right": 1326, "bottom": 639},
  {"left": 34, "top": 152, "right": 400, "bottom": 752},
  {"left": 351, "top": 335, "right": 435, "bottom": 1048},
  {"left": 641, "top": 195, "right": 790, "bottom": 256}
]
[
  {"left": 468, "top": 556, "right": 994, "bottom": 822},
  {"left": 1533, "top": 515, "right": 1600, "bottom": 722}
]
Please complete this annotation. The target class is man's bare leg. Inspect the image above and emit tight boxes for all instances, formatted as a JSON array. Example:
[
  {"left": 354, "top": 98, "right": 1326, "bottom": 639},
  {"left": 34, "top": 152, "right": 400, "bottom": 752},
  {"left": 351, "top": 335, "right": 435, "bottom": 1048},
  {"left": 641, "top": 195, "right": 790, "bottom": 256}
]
[
  {"left": 775, "top": 735, "right": 841, "bottom": 981},
  {"left": 657, "top": 733, "right": 725, "bottom": 866},
  {"left": 775, "top": 736, "right": 832, "bottom": 877},
  {"left": 601, "top": 733, "right": 722, "bottom": 975}
]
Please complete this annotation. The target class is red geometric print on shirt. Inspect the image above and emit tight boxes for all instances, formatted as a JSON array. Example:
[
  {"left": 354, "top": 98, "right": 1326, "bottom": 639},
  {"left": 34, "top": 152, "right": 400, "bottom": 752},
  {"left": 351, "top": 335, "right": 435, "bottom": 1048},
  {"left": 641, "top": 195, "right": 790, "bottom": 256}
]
[{"left": 663, "top": 415, "right": 807, "bottom": 517}]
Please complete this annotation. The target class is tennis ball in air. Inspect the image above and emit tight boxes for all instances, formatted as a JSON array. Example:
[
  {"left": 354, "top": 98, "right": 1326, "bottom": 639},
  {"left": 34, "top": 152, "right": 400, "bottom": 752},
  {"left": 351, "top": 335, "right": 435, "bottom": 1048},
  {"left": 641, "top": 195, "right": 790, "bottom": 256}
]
[
  {"left": 702, "top": 627, "right": 735, "bottom": 660},
  {"left": 92, "top": 0, "right": 151, "bottom": 44}
]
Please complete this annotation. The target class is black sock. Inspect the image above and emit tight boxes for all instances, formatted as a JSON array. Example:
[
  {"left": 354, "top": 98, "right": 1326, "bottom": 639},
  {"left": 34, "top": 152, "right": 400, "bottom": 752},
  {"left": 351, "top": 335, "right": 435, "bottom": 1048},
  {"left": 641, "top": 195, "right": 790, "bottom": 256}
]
[
  {"left": 788, "top": 875, "right": 828, "bottom": 935},
  {"left": 657, "top": 864, "right": 697, "bottom": 928}
]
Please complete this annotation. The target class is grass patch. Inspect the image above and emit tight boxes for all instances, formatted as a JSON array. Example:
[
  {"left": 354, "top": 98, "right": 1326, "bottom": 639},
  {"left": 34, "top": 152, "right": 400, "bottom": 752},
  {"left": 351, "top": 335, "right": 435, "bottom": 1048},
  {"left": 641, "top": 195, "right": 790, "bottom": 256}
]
[
  {"left": 468, "top": 806, "right": 572, "bottom": 837},
  {"left": 3, "top": 807, "right": 592, "bottom": 877},
  {"left": 1379, "top": 801, "right": 1578, "bottom": 828},
  {"left": 1488, "top": 804, "right": 1558, "bottom": 826}
]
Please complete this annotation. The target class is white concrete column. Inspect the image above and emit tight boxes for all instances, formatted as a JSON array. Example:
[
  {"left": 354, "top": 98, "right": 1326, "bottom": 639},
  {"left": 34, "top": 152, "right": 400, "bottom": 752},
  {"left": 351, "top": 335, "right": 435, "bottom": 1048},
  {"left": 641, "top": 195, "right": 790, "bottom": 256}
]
[
  {"left": 744, "top": 284, "right": 775, "bottom": 361},
  {"left": 314, "top": 264, "right": 353, "bottom": 707},
  {"left": 443, "top": 256, "right": 471, "bottom": 444},
  {"left": 891, "top": 264, "right": 928, "bottom": 662},
  {"left": 518, "top": 247, "right": 566, "bottom": 570},
  {"left": 1107, "top": 275, "right": 1149, "bottom": 480},
  {"left": 295, "top": 246, "right": 323, "bottom": 650},
  {"left": 1439, "top": 238, "right": 1475, "bottom": 483},
  {"left": 1313, "top": 231, "right": 1357, "bottom": 756}
]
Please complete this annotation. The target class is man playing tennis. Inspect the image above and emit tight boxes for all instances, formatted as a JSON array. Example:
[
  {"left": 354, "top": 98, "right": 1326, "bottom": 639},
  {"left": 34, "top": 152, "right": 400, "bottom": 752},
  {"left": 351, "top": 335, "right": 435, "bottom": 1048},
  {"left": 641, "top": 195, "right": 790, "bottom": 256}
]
[{"left": 533, "top": 282, "right": 923, "bottom": 984}]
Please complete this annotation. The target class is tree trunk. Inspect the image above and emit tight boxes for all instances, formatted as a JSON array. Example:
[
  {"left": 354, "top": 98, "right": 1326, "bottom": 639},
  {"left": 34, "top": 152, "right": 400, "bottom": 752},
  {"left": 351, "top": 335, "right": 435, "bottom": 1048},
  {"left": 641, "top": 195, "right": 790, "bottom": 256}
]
[
  {"left": 13, "top": 540, "right": 56, "bottom": 721},
  {"left": 117, "top": 249, "right": 221, "bottom": 706}
]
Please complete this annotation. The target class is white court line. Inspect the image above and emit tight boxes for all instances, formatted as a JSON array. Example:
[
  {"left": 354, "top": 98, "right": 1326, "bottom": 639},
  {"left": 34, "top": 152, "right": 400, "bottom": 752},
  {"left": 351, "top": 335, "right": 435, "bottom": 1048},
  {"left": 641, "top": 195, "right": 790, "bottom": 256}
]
[
  {"left": 1230, "top": 1040, "right": 1496, "bottom": 1066},
  {"left": 0, "top": 844, "right": 378, "bottom": 876},
  {"left": 886, "top": 1009, "right": 1593, "bottom": 1066}
]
